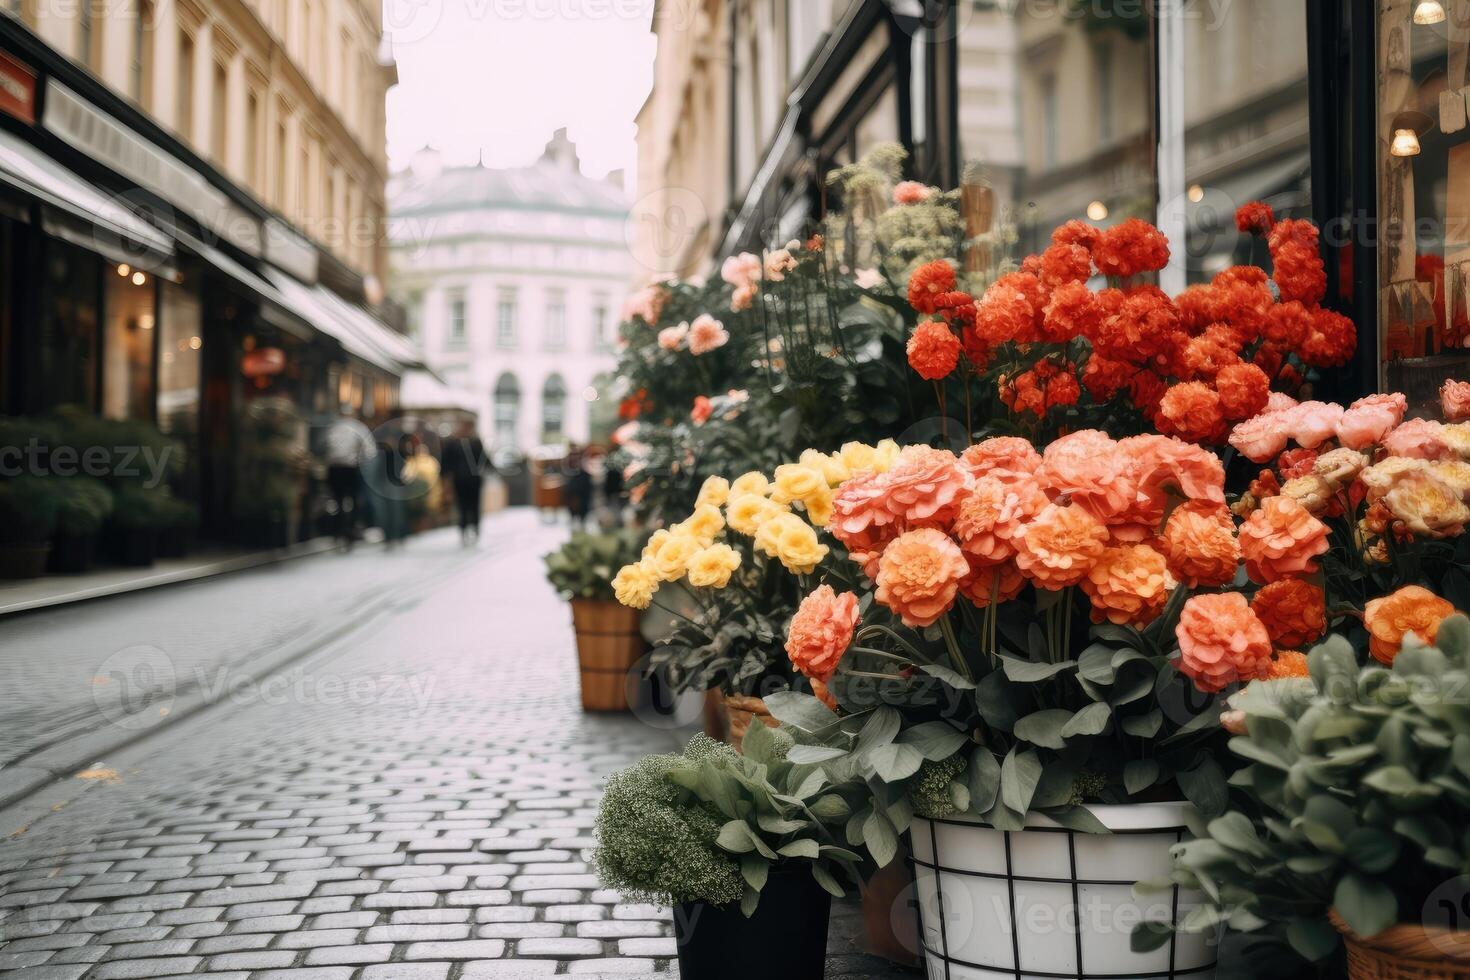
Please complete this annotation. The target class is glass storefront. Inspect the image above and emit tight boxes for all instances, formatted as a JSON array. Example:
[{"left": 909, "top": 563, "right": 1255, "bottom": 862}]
[
  {"left": 101, "top": 263, "right": 157, "bottom": 421},
  {"left": 1377, "top": 0, "right": 1470, "bottom": 410},
  {"left": 38, "top": 238, "right": 100, "bottom": 412}
]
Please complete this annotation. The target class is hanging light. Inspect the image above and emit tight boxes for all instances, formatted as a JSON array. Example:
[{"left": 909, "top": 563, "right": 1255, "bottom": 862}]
[
  {"left": 1187, "top": 184, "right": 1205, "bottom": 203},
  {"left": 1086, "top": 200, "right": 1109, "bottom": 221},
  {"left": 1414, "top": 0, "right": 1446, "bottom": 25},
  {"left": 1390, "top": 109, "right": 1435, "bottom": 156},
  {"left": 116, "top": 263, "right": 130, "bottom": 277},
  {"left": 131, "top": 271, "right": 147, "bottom": 286}
]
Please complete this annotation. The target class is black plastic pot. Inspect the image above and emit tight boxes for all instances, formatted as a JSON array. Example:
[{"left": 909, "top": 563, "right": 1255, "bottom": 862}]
[
  {"left": 674, "top": 863, "right": 832, "bottom": 980},
  {"left": 108, "top": 527, "right": 157, "bottom": 568},
  {"left": 0, "top": 542, "right": 51, "bottom": 579},
  {"left": 48, "top": 533, "right": 97, "bottom": 574}
]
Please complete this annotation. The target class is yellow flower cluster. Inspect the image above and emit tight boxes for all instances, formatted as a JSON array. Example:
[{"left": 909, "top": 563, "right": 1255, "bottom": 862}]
[{"left": 610, "top": 441, "right": 901, "bottom": 608}]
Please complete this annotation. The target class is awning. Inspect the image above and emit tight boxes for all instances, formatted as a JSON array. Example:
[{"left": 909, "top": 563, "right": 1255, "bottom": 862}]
[
  {"left": 261, "top": 266, "right": 418, "bottom": 375},
  {"left": 174, "top": 231, "right": 314, "bottom": 341},
  {"left": 0, "top": 127, "right": 173, "bottom": 266},
  {"left": 400, "top": 369, "right": 478, "bottom": 414}
]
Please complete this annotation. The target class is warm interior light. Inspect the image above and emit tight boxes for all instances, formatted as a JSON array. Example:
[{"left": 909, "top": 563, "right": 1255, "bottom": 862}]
[
  {"left": 188, "top": 336, "right": 202, "bottom": 350},
  {"left": 116, "top": 263, "right": 130, "bottom": 277},
  {"left": 138, "top": 314, "right": 155, "bottom": 330},
  {"left": 1187, "top": 184, "right": 1205, "bottom": 203},
  {"left": 1414, "top": 0, "right": 1446, "bottom": 25},
  {"left": 1086, "top": 200, "right": 1109, "bottom": 221},
  {"left": 1391, "top": 127, "right": 1422, "bottom": 156},
  {"left": 131, "top": 271, "right": 147, "bottom": 286}
]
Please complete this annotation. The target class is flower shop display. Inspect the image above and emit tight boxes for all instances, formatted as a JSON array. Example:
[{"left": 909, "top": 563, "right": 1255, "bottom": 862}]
[
  {"left": 594, "top": 730, "right": 865, "bottom": 980},
  {"left": 545, "top": 529, "right": 650, "bottom": 711},
  {"left": 1159, "top": 625, "right": 1470, "bottom": 979}
]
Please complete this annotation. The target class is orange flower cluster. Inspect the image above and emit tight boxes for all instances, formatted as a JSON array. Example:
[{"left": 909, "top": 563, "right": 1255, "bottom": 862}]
[
  {"left": 829, "top": 432, "right": 1231, "bottom": 629},
  {"left": 1364, "top": 585, "right": 1456, "bottom": 665},
  {"left": 902, "top": 204, "right": 1356, "bottom": 443}
]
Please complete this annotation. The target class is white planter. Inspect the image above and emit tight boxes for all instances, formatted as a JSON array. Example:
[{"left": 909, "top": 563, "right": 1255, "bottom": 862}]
[{"left": 910, "top": 802, "right": 1218, "bottom": 980}]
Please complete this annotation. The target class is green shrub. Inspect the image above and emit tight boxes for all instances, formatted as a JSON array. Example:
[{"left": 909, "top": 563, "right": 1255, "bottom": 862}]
[
  {"left": 0, "top": 477, "right": 60, "bottom": 544},
  {"left": 110, "top": 486, "right": 193, "bottom": 531},
  {"left": 595, "top": 729, "right": 863, "bottom": 914},
  {"left": 544, "top": 529, "right": 648, "bottom": 601},
  {"left": 1154, "top": 620, "right": 1470, "bottom": 969},
  {"left": 53, "top": 477, "right": 113, "bottom": 536},
  {"left": 46, "top": 405, "right": 182, "bottom": 485}
]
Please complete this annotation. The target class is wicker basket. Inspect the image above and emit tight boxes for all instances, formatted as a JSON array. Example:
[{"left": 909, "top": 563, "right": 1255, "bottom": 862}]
[
  {"left": 724, "top": 694, "right": 780, "bottom": 747},
  {"left": 570, "top": 599, "right": 643, "bottom": 712},
  {"left": 1332, "top": 910, "right": 1470, "bottom": 979}
]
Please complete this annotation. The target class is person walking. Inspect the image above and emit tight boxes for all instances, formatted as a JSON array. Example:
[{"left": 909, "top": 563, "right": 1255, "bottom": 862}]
[
  {"left": 368, "top": 433, "right": 409, "bottom": 550},
  {"left": 323, "top": 409, "right": 374, "bottom": 550},
  {"left": 441, "top": 420, "right": 488, "bottom": 544},
  {"left": 564, "top": 447, "right": 593, "bottom": 530}
]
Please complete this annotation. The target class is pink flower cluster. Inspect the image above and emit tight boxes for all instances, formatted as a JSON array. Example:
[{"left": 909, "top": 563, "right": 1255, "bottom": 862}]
[{"left": 1229, "top": 393, "right": 1408, "bottom": 461}]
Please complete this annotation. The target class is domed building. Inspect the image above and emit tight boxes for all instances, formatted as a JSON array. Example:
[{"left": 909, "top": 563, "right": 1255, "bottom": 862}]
[{"left": 388, "top": 130, "right": 630, "bottom": 453}]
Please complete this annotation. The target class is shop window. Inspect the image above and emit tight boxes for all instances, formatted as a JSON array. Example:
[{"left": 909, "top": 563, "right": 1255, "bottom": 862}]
[
  {"left": 541, "top": 374, "right": 566, "bottom": 440},
  {"left": 494, "top": 372, "right": 520, "bottom": 448},
  {"left": 103, "top": 267, "right": 157, "bottom": 421},
  {"left": 1377, "top": 0, "right": 1470, "bottom": 409},
  {"left": 157, "top": 281, "right": 202, "bottom": 496},
  {"left": 39, "top": 241, "right": 100, "bottom": 412}
]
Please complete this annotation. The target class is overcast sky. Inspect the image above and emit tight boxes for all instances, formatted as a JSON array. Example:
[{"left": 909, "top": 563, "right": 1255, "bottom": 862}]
[{"left": 383, "top": 1, "right": 657, "bottom": 180}]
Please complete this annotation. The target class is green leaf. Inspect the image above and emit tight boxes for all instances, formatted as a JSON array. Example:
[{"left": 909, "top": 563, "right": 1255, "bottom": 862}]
[
  {"left": 1077, "top": 643, "right": 1118, "bottom": 684},
  {"left": 740, "top": 853, "right": 768, "bottom": 892},
  {"left": 1001, "top": 656, "right": 1078, "bottom": 683},
  {"left": 1000, "top": 748, "right": 1043, "bottom": 815},
  {"left": 898, "top": 721, "right": 971, "bottom": 761},
  {"left": 1060, "top": 702, "right": 1112, "bottom": 738},
  {"left": 856, "top": 706, "right": 902, "bottom": 754},
  {"left": 1345, "top": 828, "right": 1401, "bottom": 874},
  {"left": 777, "top": 839, "right": 819, "bottom": 859},
  {"left": 1014, "top": 710, "right": 1072, "bottom": 749},
  {"left": 811, "top": 862, "right": 845, "bottom": 898},
  {"left": 1124, "top": 759, "right": 1160, "bottom": 796},
  {"left": 740, "top": 886, "right": 759, "bottom": 917},
  {"left": 763, "top": 691, "right": 840, "bottom": 733},
  {"left": 1363, "top": 765, "right": 1443, "bottom": 803},
  {"left": 967, "top": 747, "right": 1001, "bottom": 814},
  {"left": 717, "top": 821, "right": 756, "bottom": 854},
  {"left": 1334, "top": 873, "right": 1398, "bottom": 939},
  {"left": 1039, "top": 805, "right": 1108, "bottom": 834},
  {"left": 1121, "top": 709, "right": 1163, "bottom": 738},
  {"left": 919, "top": 664, "right": 976, "bottom": 689},
  {"left": 1177, "top": 758, "right": 1229, "bottom": 818},
  {"left": 787, "top": 745, "right": 848, "bottom": 764},
  {"left": 1208, "top": 812, "right": 1267, "bottom": 859},
  {"left": 867, "top": 743, "right": 925, "bottom": 782},
  {"left": 1286, "top": 918, "right": 1340, "bottom": 962},
  {"left": 742, "top": 718, "right": 780, "bottom": 764},
  {"left": 975, "top": 671, "right": 1018, "bottom": 732},
  {"left": 1131, "top": 921, "right": 1173, "bottom": 952},
  {"left": 810, "top": 794, "right": 851, "bottom": 822},
  {"left": 863, "top": 808, "right": 899, "bottom": 868}
]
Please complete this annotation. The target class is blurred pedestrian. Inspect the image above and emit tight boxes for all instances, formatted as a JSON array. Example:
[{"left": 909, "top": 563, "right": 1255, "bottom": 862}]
[
  {"left": 323, "top": 408, "right": 374, "bottom": 550},
  {"left": 441, "top": 419, "right": 487, "bottom": 544},
  {"left": 601, "top": 447, "right": 625, "bottom": 526},
  {"left": 369, "top": 434, "right": 409, "bottom": 549},
  {"left": 565, "top": 447, "right": 592, "bottom": 529}
]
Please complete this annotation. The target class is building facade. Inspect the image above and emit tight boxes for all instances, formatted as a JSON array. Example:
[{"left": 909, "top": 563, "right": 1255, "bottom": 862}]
[
  {"left": 389, "top": 131, "right": 631, "bottom": 453},
  {"left": 636, "top": 0, "right": 1462, "bottom": 406},
  {"left": 0, "top": 1, "right": 413, "bottom": 543}
]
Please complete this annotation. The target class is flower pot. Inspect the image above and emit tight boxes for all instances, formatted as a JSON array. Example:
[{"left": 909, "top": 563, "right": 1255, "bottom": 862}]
[
  {"left": 48, "top": 533, "right": 96, "bottom": 574},
  {"left": 107, "top": 527, "right": 157, "bottom": 568},
  {"left": 0, "top": 542, "right": 51, "bottom": 579},
  {"left": 703, "top": 688, "right": 731, "bottom": 742},
  {"left": 674, "top": 863, "right": 832, "bottom": 980},
  {"left": 860, "top": 844, "right": 922, "bottom": 967},
  {"left": 1332, "top": 910, "right": 1470, "bottom": 979},
  {"left": 911, "top": 802, "right": 1218, "bottom": 980},
  {"left": 724, "top": 694, "right": 780, "bottom": 748},
  {"left": 570, "top": 598, "right": 643, "bottom": 712}
]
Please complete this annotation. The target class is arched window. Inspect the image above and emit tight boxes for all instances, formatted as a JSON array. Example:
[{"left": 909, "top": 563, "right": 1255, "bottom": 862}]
[
  {"left": 541, "top": 373, "right": 567, "bottom": 441},
  {"left": 493, "top": 372, "right": 520, "bottom": 448}
]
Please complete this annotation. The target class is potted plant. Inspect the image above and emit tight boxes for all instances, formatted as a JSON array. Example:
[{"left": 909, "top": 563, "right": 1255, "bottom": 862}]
[
  {"left": 154, "top": 494, "right": 199, "bottom": 558},
  {"left": 594, "top": 728, "right": 863, "bottom": 980},
  {"left": 107, "top": 486, "right": 164, "bottom": 567},
  {"left": 49, "top": 477, "right": 113, "bottom": 573},
  {"left": 0, "top": 477, "right": 60, "bottom": 578},
  {"left": 544, "top": 528, "right": 648, "bottom": 711}
]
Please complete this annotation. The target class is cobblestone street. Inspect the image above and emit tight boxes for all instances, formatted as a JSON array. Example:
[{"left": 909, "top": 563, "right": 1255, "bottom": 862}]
[{"left": 0, "top": 511, "right": 919, "bottom": 979}]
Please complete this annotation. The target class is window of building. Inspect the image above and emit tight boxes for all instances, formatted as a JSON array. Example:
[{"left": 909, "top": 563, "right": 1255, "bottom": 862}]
[
  {"left": 496, "top": 290, "right": 517, "bottom": 348},
  {"left": 132, "top": 1, "right": 154, "bottom": 107},
  {"left": 541, "top": 374, "right": 567, "bottom": 440},
  {"left": 447, "top": 290, "right": 467, "bottom": 347},
  {"left": 1096, "top": 42, "right": 1114, "bottom": 144},
  {"left": 1376, "top": 0, "right": 1470, "bottom": 410},
  {"left": 102, "top": 265, "right": 157, "bottom": 421},
  {"left": 245, "top": 89, "right": 260, "bottom": 186},
  {"left": 591, "top": 295, "right": 609, "bottom": 350},
  {"left": 38, "top": 240, "right": 100, "bottom": 412},
  {"left": 275, "top": 118, "right": 289, "bottom": 209},
  {"left": 211, "top": 61, "right": 228, "bottom": 164},
  {"left": 177, "top": 28, "right": 195, "bottom": 139},
  {"left": 1040, "top": 73, "right": 1058, "bottom": 170},
  {"left": 544, "top": 291, "right": 566, "bottom": 350},
  {"left": 493, "top": 372, "right": 520, "bottom": 448},
  {"left": 299, "top": 139, "right": 311, "bottom": 222}
]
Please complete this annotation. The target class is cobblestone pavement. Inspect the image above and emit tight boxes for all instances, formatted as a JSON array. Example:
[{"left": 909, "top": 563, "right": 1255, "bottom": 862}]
[{"left": 0, "top": 510, "right": 921, "bottom": 979}]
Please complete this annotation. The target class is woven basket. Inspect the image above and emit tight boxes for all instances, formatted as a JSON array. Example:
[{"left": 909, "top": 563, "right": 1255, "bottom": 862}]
[
  {"left": 724, "top": 694, "right": 779, "bottom": 748},
  {"left": 570, "top": 599, "right": 643, "bottom": 712},
  {"left": 1332, "top": 910, "right": 1470, "bottom": 979}
]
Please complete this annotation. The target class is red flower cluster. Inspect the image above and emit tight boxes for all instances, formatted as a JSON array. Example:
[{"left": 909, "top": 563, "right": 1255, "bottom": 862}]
[{"left": 900, "top": 203, "right": 1356, "bottom": 442}]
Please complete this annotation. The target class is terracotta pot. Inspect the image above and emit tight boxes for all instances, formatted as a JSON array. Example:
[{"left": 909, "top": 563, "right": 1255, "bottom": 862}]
[
  {"left": 1332, "top": 910, "right": 1470, "bottom": 979},
  {"left": 723, "top": 694, "right": 779, "bottom": 748},
  {"left": 860, "top": 848, "right": 921, "bottom": 967},
  {"left": 702, "top": 688, "right": 730, "bottom": 742},
  {"left": 570, "top": 598, "right": 643, "bottom": 712}
]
